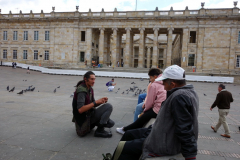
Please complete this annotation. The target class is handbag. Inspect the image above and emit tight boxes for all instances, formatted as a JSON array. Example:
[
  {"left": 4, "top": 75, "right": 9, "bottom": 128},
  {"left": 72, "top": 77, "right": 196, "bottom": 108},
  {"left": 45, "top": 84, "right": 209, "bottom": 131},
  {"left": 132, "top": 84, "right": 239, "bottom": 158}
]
[{"left": 75, "top": 112, "right": 91, "bottom": 137}]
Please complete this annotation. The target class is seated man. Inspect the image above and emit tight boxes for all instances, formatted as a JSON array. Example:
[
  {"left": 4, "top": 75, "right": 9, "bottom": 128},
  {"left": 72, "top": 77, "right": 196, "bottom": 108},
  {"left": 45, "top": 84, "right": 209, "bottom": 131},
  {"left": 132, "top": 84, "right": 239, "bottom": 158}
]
[
  {"left": 112, "top": 65, "right": 199, "bottom": 160},
  {"left": 116, "top": 68, "right": 166, "bottom": 134},
  {"left": 107, "top": 78, "right": 116, "bottom": 91},
  {"left": 72, "top": 71, "right": 115, "bottom": 138}
]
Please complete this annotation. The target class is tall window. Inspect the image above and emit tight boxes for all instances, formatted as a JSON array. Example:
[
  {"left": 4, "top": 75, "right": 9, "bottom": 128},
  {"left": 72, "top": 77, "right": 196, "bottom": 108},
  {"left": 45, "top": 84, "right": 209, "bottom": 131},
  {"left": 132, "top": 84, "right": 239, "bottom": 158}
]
[
  {"left": 3, "top": 50, "right": 7, "bottom": 59},
  {"left": 81, "top": 31, "right": 85, "bottom": 41},
  {"left": 13, "top": 31, "right": 18, "bottom": 40},
  {"left": 237, "top": 55, "right": 240, "bottom": 68},
  {"left": 23, "top": 50, "right": 28, "bottom": 60},
  {"left": 34, "top": 50, "right": 38, "bottom": 60},
  {"left": 80, "top": 52, "right": 85, "bottom": 62},
  {"left": 34, "top": 31, "right": 39, "bottom": 41},
  {"left": 238, "top": 31, "right": 240, "bottom": 44},
  {"left": 24, "top": 31, "right": 28, "bottom": 40},
  {"left": 45, "top": 50, "right": 49, "bottom": 60},
  {"left": 3, "top": 31, "right": 7, "bottom": 40},
  {"left": 45, "top": 31, "right": 50, "bottom": 41},
  {"left": 188, "top": 54, "right": 195, "bottom": 66},
  {"left": 189, "top": 31, "right": 196, "bottom": 43},
  {"left": 13, "top": 50, "right": 17, "bottom": 59}
]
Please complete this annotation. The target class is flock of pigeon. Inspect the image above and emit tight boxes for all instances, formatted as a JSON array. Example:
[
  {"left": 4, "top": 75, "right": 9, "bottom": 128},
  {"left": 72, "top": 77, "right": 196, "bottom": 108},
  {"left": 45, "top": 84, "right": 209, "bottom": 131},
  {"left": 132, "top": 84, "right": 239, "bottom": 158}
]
[
  {"left": 6, "top": 85, "right": 35, "bottom": 95},
  {"left": 115, "top": 80, "right": 147, "bottom": 96},
  {"left": 6, "top": 83, "right": 61, "bottom": 95}
]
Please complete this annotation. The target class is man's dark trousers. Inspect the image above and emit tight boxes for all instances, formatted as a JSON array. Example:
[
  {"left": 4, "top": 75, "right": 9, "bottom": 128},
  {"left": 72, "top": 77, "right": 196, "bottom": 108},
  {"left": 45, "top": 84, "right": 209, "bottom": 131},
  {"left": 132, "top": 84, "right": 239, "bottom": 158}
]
[{"left": 112, "top": 127, "right": 151, "bottom": 160}]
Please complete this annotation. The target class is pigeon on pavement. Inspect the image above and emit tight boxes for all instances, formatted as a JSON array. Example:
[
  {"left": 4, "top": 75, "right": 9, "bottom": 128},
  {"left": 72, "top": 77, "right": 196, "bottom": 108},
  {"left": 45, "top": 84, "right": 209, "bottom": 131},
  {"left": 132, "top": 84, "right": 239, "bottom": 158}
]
[
  {"left": 30, "top": 87, "right": 35, "bottom": 91},
  {"left": 54, "top": 89, "right": 56, "bottom": 93},
  {"left": 17, "top": 90, "right": 23, "bottom": 95},
  {"left": 131, "top": 82, "right": 136, "bottom": 84},
  {"left": 6, "top": 86, "right": 9, "bottom": 91},
  {"left": 9, "top": 87, "right": 15, "bottom": 92},
  {"left": 204, "top": 93, "right": 207, "bottom": 96},
  {"left": 122, "top": 91, "right": 124, "bottom": 94},
  {"left": 57, "top": 86, "right": 60, "bottom": 88}
]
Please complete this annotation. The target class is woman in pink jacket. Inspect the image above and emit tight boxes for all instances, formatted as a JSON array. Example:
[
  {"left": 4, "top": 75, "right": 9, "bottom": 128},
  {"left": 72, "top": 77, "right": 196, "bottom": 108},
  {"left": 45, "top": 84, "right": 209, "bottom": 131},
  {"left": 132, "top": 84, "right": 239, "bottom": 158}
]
[{"left": 116, "top": 68, "right": 166, "bottom": 134}]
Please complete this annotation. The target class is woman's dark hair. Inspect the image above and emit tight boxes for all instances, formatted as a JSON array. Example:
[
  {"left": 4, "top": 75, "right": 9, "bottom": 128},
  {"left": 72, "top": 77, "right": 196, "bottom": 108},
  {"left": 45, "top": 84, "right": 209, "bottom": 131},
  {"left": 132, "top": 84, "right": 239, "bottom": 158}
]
[
  {"left": 76, "top": 71, "right": 95, "bottom": 88},
  {"left": 148, "top": 68, "right": 162, "bottom": 77}
]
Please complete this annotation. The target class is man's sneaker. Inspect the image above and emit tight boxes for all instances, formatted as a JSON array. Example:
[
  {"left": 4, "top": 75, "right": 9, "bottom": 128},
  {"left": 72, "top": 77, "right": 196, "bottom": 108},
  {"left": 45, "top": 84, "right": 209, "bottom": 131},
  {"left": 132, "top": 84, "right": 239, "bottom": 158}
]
[
  {"left": 116, "top": 127, "right": 125, "bottom": 135},
  {"left": 94, "top": 129, "right": 112, "bottom": 138}
]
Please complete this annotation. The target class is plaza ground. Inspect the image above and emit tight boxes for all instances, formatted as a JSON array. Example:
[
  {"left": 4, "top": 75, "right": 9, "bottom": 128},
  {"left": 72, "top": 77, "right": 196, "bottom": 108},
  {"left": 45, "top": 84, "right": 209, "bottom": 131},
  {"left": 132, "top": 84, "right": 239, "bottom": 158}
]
[{"left": 0, "top": 66, "right": 240, "bottom": 160}]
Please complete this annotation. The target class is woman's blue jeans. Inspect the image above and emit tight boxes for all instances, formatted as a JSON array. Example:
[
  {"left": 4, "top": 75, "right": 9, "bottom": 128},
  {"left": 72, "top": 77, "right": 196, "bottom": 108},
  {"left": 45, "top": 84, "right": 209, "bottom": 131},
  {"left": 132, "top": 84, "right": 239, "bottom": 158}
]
[{"left": 134, "top": 102, "right": 144, "bottom": 122}]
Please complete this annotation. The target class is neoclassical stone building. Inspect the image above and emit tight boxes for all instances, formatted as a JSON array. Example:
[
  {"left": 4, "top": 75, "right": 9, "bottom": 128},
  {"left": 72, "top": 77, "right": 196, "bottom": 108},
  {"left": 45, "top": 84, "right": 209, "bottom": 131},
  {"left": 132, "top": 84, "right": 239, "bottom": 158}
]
[{"left": 1, "top": 3, "right": 240, "bottom": 73}]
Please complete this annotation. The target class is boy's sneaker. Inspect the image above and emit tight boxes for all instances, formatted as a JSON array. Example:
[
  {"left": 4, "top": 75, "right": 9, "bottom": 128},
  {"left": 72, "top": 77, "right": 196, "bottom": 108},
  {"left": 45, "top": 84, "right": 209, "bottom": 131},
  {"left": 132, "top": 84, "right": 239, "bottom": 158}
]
[{"left": 116, "top": 127, "right": 125, "bottom": 135}]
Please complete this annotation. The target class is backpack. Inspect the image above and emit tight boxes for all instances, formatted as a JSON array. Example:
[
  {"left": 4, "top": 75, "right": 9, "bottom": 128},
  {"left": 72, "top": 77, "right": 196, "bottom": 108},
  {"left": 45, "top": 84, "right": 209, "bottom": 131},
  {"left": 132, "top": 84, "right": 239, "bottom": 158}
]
[{"left": 106, "top": 81, "right": 110, "bottom": 86}]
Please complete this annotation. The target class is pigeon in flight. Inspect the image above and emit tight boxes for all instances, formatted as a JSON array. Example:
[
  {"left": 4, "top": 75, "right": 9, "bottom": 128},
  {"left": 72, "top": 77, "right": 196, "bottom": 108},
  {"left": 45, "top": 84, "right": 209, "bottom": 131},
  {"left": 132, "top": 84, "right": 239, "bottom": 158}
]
[
  {"left": 17, "top": 90, "right": 23, "bottom": 95},
  {"left": 9, "top": 87, "right": 15, "bottom": 92},
  {"left": 57, "top": 86, "right": 60, "bottom": 88},
  {"left": 6, "top": 86, "right": 9, "bottom": 91},
  {"left": 54, "top": 89, "right": 56, "bottom": 93}
]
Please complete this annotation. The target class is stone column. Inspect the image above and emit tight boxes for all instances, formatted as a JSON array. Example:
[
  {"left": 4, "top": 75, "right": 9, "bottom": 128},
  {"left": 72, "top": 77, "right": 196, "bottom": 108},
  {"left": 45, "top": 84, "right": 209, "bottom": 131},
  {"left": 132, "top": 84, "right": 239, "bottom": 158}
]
[
  {"left": 181, "top": 28, "right": 189, "bottom": 68},
  {"left": 99, "top": 28, "right": 105, "bottom": 64},
  {"left": 152, "top": 27, "right": 159, "bottom": 68},
  {"left": 111, "top": 28, "right": 118, "bottom": 67},
  {"left": 72, "top": 28, "right": 79, "bottom": 64},
  {"left": 125, "top": 27, "right": 131, "bottom": 67},
  {"left": 163, "top": 48, "right": 167, "bottom": 68},
  {"left": 117, "top": 32, "right": 122, "bottom": 64},
  {"left": 104, "top": 32, "right": 110, "bottom": 65},
  {"left": 196, "top": 28, "right": 204, "bottom": 71},
  {"left": 138, "top": 27, "right": 145, "bottom": 68},
  {"left": 167, "top": 27, "right": 174, "bottom": 67},
  {"left": 86, "top": 28, "right": 92, "bottom": 63},
  {"left": 147, "top": 46, "right": 151, "bottom": 68},
  {"left": 229, "top": 27, "right": 238, "bottom": 70},
  {"left": 50, "top": 27, "right": 55, "bottom": 63}
]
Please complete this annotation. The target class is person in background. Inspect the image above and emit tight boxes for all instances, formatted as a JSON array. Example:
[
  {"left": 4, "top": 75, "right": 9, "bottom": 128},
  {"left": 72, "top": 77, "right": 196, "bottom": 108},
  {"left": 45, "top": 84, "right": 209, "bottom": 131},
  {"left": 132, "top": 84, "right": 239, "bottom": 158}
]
[{"left": 210, "top": 84, "right": 234, "bottom": 138}]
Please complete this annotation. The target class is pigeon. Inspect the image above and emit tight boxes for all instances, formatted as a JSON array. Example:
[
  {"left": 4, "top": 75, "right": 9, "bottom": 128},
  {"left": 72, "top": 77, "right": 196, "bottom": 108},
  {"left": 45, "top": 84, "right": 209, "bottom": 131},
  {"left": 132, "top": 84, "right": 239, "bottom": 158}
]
[
  {"left": 9, "top": 87, "right": 15, "bottom": 92},
  {"left": 118, "top": 88, "right": 120, "bottom": 90},
  {"left": 70, "top": 93, "right": 74, "bottom": 97},
  {"left": 17, "top": 90, "right": 23, "bottom": 95},
  {"left": 121, "top": 91, "right": 124, "bottom": 94},
  {"left": 53, "top": 89, "right": 56, "bottom": 93},
  {"left": 30, "top": 87, "right": 35, "bottom": 91},
  {"left": 126, "top": 89, "right": 129, "bottom": 91},
  {"left": 126, "top": 90, "right": 130, "bottom": 94},
  {"left": 38, "top": 91, "right": 39, "bottom": 92},
  {"left": 57, "top": 86, "right": 60, "bottom": 88},
  {"left": 203, "top": 93, "right": 207, "bottom": 96},
  {"left": 131, "top": 82, "right": 136, "bottom": 84},
  {"left": 24, "top": 89, "right": 27, "bottom": 92},
  {"left": 140, "top": 78, "right": 144, "bottom": 81},
  {"left": 6, "top": 86, "right": 9, "bottom": 91},
  {"left": 115, "top": 90, "right": 118, "bottom": 93}
]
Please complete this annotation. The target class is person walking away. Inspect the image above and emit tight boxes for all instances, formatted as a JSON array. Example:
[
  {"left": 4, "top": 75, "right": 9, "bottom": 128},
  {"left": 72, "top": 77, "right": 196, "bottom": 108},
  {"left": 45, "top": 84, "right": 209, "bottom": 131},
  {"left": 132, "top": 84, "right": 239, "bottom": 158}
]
[
  {"left": 72, "top": 71, "right": 115, "bottom": 138},
  {"left": 27, "top": 66, "right": 30, "bottom": 74},
  {"left": 210, "top": 84, "right": 234, "bottom": 138}
]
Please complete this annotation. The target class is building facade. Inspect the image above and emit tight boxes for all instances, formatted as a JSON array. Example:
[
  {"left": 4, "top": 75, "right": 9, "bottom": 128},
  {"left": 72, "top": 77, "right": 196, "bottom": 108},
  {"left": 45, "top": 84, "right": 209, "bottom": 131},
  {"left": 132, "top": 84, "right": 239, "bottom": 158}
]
[{"left": 1, "top": 3, "right": 240, "bottom": 73}]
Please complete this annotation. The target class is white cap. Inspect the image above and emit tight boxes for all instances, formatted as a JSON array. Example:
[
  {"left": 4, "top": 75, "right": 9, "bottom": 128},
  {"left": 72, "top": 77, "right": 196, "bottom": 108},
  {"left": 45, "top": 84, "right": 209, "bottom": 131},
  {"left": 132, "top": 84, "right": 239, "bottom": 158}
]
[{"left": 155, "top": 65, "right": 185, "bottom": 81}]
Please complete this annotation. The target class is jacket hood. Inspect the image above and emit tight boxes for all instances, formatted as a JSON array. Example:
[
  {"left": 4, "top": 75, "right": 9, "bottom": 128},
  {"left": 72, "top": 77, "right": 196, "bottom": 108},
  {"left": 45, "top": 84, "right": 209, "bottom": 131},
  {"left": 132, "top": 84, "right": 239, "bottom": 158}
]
[{"left": 153, "top": 74, "right": 163, "bottom": 85}]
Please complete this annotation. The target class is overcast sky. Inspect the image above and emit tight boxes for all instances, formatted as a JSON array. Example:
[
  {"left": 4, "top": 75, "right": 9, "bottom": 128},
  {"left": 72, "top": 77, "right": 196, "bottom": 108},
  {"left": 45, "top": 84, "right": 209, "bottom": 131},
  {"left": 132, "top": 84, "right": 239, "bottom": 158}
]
[{"left": 0, "top": 0, "right": 238, "bottom": 14}]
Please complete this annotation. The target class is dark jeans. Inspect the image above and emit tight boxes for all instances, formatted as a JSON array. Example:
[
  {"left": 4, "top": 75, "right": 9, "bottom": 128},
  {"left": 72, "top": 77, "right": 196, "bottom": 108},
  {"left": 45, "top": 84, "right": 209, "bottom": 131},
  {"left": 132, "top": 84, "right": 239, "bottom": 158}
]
[
  {"left": 124, "top": 108, "right": 156, "bottom": 131},
  {"left": 90, "top": 103, "right": 114, "bottom": 128},
  {"left": 112, "top": 127, "right": 151, "bottom": 160}
]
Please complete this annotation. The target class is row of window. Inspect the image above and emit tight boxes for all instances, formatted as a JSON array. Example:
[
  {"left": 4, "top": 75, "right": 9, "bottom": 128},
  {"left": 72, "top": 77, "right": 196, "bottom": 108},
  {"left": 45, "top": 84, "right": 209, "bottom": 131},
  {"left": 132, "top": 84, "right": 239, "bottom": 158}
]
[
  {"left": 2, "top": 49, "right": 49, "bottom": 60},
  {"left": 3, "top": 31, "right": 50, "bottom": 41}
]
